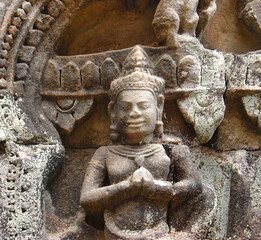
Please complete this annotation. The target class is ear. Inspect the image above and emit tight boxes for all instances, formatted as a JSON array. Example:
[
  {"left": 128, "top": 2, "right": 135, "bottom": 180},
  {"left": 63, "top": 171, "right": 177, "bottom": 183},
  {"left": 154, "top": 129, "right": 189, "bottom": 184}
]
[
  {"left": 108, "top": 101, "right": 115, "bottom": 122},
  {"left": 157, "top": 94, "right": 164, "bottom": 108},
  {"left": 157, "top": 94, "right": 164, "bottom": 120}
]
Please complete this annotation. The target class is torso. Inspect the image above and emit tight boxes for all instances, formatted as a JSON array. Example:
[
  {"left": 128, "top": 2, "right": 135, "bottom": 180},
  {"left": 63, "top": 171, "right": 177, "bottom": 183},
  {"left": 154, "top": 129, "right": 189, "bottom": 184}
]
[
  {"left": 103, "top": 144, "right": 171, "bottom": 239},
  {"left": 105, "top": 144, "right": 170, "bottom": 184}
]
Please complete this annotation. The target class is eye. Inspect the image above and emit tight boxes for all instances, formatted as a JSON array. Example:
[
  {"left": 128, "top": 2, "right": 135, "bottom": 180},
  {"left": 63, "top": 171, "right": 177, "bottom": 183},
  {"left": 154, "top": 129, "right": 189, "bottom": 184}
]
[
  {"left": 139, "top": 103, "right": 150, "bottom": 110},
  {"left": 121, "top": 106, "right": 130, "bottom": 111}
]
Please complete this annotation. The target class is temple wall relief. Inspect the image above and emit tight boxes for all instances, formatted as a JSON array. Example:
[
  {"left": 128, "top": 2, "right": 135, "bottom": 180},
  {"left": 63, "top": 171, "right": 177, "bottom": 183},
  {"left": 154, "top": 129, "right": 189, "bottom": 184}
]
[{"left": 0, "top": 0, "right": 260, "bottom": 239}]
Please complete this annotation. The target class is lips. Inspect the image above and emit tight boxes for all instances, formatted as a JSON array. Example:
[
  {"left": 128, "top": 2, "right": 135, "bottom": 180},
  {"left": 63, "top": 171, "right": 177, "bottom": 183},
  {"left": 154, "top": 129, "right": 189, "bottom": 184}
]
[{"left": 126, "top": 120, "right": 144, "bottom": 127}]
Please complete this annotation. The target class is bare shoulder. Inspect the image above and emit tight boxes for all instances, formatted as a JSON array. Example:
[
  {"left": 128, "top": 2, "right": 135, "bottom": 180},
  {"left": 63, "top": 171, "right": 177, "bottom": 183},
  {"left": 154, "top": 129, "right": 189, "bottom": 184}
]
[{"left": 171, "top": 144, "right": 191, "bottom": 158}]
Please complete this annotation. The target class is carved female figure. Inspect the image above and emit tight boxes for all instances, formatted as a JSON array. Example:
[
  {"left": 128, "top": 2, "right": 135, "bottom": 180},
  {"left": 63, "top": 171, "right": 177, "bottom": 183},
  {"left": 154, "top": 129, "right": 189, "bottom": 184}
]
[{"left": 80, "top": 46, "right": 203, "bottom": 239}]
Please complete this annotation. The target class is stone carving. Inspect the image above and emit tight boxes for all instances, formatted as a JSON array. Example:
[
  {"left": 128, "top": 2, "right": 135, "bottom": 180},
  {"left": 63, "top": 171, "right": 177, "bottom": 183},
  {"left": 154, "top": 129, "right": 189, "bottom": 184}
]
[
  {"left": 242, "top": 94, "right": 261, "bottom": 129},
  {"left": 81, "top": 60, "right": 100, "bottom": 89},
  {"left": 0, "top": 0, "right": 64, "bottom": 96},
  {"left": 154, "top": 54, "right": 177, "bottom": 88},
  {"left": 101, "top": 58, "right": 120, "bottom": 90},
  {"left": 42, "top": 98, "right": 94, "bottom": 134},
  {"left": 80, "top": 46, "right": 211, "bottom": 239},
  {"left": 176, "top": 44, "right": 226, "bottom": 144},
  {"left": 226, "top": 51, "right": 261, "bottom": 91},
  {"left": 152, "top": 0, "right": 216, "bottom": 48},
  {"left": 178, "top": 90, "right": 225, "bottom": 144},
  {"left": 236, "top": 0, "right": 261, "bottom": 36},
  {"left": 41, "top": 44, "right": 227, "bottom": 143},
  {"left": 177, "top": 55, "right": 201, "bottom": 89},
  {"left": 0, "top": 0, "right": 261, "bottom": 239}
]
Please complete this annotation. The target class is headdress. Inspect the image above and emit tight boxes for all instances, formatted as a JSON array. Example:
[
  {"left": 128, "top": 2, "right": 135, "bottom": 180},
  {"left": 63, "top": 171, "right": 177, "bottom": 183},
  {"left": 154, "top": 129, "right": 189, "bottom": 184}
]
[
  {"left": 109, "top": 46, "right": 165, "bottom": 101},
  {"left": 108, "top": 46, "right": 165, "bottom": 141}
]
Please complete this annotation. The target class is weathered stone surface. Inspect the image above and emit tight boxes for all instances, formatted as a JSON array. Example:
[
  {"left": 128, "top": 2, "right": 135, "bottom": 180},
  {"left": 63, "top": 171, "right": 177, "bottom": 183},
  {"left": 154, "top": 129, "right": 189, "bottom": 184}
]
[
  {"left": 247, "top": 60, "right": 261, "bottom": 87},
  {"left": 26, "top": 30, "right": 44, "bottom": 46},
  {"left": 47, "top": 0, "right": 65, "bottom": 18},
  {"left": 15, "top": 63, "right": 29, "bottom": 80},
  {"left": 35, "top": 14, "right": 55, "bottom": 31},
  {"left": 73, "top": 98, "right": 93, "bottom": 121},
  {"left": 42, "top": 98, "right": 94, "bottom": 135},
  {"left": 22, "top": 1, "right": 32, "bottom": 14},
  {"left": 242, "top": 94, "right": 261, "bottom": 129},
  {"left": 237, "top": 0, "right": 261, "bottom": 35},
  {"left": 153, "top": 0, "right": 217, "bottom": 49},
  {"left": 61, "top": 61, "right": 81, "bottom": 92},
  {"left": 101, "top": 58, "right": 119, "bottom": 90},
  {"left": 0, "top": 78, "right": 7, "bottom": 89},
  {"left": 13, "top": 81, "right": 24, "bottom": 98},
  {"left": 42, "top": 101, "right": 57, "bottom": 123},
  {"left": 191, "top": 147, "right": 232, "bottom": 239},
  {"left": 196, "top": 0, "right": 217, "bottom": 39},
  {"left": 61, "top": 98, "right": 111, "bottom": 148},
  {"left": 217, "top": 97, "right": 261, "bottom": 151},
  {"left": 0, "top": 2, "right": 7, "bottom": 26},
  {"left": 177, "top": 55, "right": 201, "bottom": 89},
  {"left": 42, "top": 60, "right": 60, "bottom": 90},
  {"left": 56, "top": 112, "right": 75, "bottom": 134},
  {"left": 81, "top": 61, "right": 100, "bottom": 89},
  {"left": 55, "top": 0, "right": 158, "bottom": 55},
  {"left": 18, "top": 46, "right": 35, "bottom": 63},
  {"left": 0, "top": 0, "right": 261, "bottom": 239},
  {"left": 154, "top": 54, "right": 177, "bottom": 88},
  {"left": 178, "top": 91, "right": 225, "bottom": 143},
  {"left": 44, "top": 149, "right": 103, "bottom": 239},
  {"left": 152, "top": 0, "right": 199, "bottom": 48}
]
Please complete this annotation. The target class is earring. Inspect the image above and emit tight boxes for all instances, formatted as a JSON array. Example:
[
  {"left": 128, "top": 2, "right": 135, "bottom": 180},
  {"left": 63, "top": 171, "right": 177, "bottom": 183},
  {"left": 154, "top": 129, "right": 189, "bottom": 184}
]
[
  {"left": 110, "top": 124, "right": 120, "bottom": 143},
  {"left": 155, "top": 121, "right": 163, "bottom": 138}
]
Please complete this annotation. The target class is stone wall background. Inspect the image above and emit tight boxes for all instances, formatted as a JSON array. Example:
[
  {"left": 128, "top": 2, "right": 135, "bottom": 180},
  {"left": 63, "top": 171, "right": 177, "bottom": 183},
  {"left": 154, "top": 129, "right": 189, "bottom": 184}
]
[{"left": 0, "top": 0, "right": 260, "bottom": 239}]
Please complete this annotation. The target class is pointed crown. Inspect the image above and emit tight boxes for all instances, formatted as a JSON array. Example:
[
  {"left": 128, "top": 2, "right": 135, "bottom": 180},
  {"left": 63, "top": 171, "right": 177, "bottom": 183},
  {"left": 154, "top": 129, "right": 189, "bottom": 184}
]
[{"left": 109, "top": 46, "right": 165, "bottom": 101}]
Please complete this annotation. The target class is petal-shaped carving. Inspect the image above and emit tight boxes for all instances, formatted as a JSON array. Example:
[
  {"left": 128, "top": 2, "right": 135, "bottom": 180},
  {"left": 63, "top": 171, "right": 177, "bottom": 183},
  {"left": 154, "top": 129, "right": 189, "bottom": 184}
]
[
  {"left": 155, "top": 54, "right": 177, "bottom": 88},
  {"left": 18, "top": 46, "right": 35, "bottom": 63},
  {"left": 26, "top": 29, "right": 44, "bottom": 46},
  {"left": 247, "top": 61, "right": 261, "bottom": 87},
  {"left": 56, "top": 99, "right": 75, "bottom": 111},
  {"left": 122, "top": 46, "right": 151, "bottom": 76},
  {"left": 73, "top": 98, "right": 94, "bottom": 121},
  {"left": 81, "top": 61, "right": 100, "bottom": 89},
  {"left": 226, "top": 54, "right": 247, "bottom": 89},
  {"left": 242, "top": 94, "right": 261, "bottom": 128},
  {"left": 35, "top": 14, "right": 55, "bottom": 31},
  {"left": 56, "top": 112, "right": 75, "bottom": 134},
  {"left": 15, "top": 63, "right": 29, "bottom": 80},
  {"left": 42, "top": 60, "right": 60, "bottom": 90},
  {"left": 42, "top": 98, "right": 94, "bottom": 134},
  {"left": 42, "top": 100, "right": 57, "bottom": 123},
  {"left": 101, "top": 58, "right": 119, "bottom": 90},
  {"left": 177, "top": 55, "right": 201, "bottom": 89},
  {"left": 178, "top": 91, "right": 225, "bottom": 143},
  {"left": 61, "top": 61, "right": 81, "bottom": 92},
  {"left": 47, "top": 0, "right": 65, "bottom": 17}
]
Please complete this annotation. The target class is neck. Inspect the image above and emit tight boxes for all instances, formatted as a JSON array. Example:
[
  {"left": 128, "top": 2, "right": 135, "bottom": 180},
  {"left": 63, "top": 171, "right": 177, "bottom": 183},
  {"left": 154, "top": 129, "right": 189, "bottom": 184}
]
[{"left": 121, "top": 134, "right": 153, "bottom": 145}]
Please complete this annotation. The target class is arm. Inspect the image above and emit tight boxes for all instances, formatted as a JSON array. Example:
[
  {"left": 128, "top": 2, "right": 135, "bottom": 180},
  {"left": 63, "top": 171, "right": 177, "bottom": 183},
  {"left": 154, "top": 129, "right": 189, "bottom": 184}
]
[
  {"left": 170, "top": 145, "right": 203, "bottom": 208},
  {"left": 197, "top": 0, "right": 217, "bottom": 37},
  {"left": 131, "top": 166, "right": 174, "bottom": 201},
  {"left": 80, "top": 147, "right": 139, "bottom": 221}
]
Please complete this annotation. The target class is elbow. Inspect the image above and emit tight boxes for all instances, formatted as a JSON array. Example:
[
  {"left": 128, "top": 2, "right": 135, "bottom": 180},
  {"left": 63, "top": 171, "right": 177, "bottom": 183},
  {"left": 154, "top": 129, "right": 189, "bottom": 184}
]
[
  {"left": 190, "top": 178, "right": 203, "bottom": 197},
  {"left": 195, "top": 179, "right": 203, "bottom": 195},
  {"left": 80, "top": 193, "right": 95, "bottom": 213}
]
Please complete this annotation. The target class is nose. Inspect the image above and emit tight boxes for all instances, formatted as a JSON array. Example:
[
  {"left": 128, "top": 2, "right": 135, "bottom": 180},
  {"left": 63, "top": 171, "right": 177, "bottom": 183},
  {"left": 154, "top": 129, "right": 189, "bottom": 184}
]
[{"left": 129, "top": 105, "right": 141, "bottom": 118}]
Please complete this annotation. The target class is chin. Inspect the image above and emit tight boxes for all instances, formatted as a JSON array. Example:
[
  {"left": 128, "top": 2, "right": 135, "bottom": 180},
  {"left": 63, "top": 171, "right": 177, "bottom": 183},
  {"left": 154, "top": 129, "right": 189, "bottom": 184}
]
[{"left": 123, "top": 130, "right": 154, "bottom": 144}]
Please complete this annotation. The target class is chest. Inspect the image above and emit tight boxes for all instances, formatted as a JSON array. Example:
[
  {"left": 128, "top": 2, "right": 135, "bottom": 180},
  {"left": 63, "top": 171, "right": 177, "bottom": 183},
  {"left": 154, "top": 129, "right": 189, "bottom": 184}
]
[{"left": 106, "top": 150, "right": 170, "bottom": 184}]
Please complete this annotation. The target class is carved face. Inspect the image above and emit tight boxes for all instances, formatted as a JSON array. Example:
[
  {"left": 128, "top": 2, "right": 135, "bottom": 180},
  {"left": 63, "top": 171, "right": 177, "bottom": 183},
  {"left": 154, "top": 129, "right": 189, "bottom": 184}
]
[{"left": 115, "top": 90, "right": 157, "bottom": 144}]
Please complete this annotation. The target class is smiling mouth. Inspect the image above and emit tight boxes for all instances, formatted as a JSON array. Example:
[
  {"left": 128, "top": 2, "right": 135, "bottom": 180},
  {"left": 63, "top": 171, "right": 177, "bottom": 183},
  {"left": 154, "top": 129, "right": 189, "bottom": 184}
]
[{"left": 126, "top": 121, "right": 144, "bottom": 127}]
